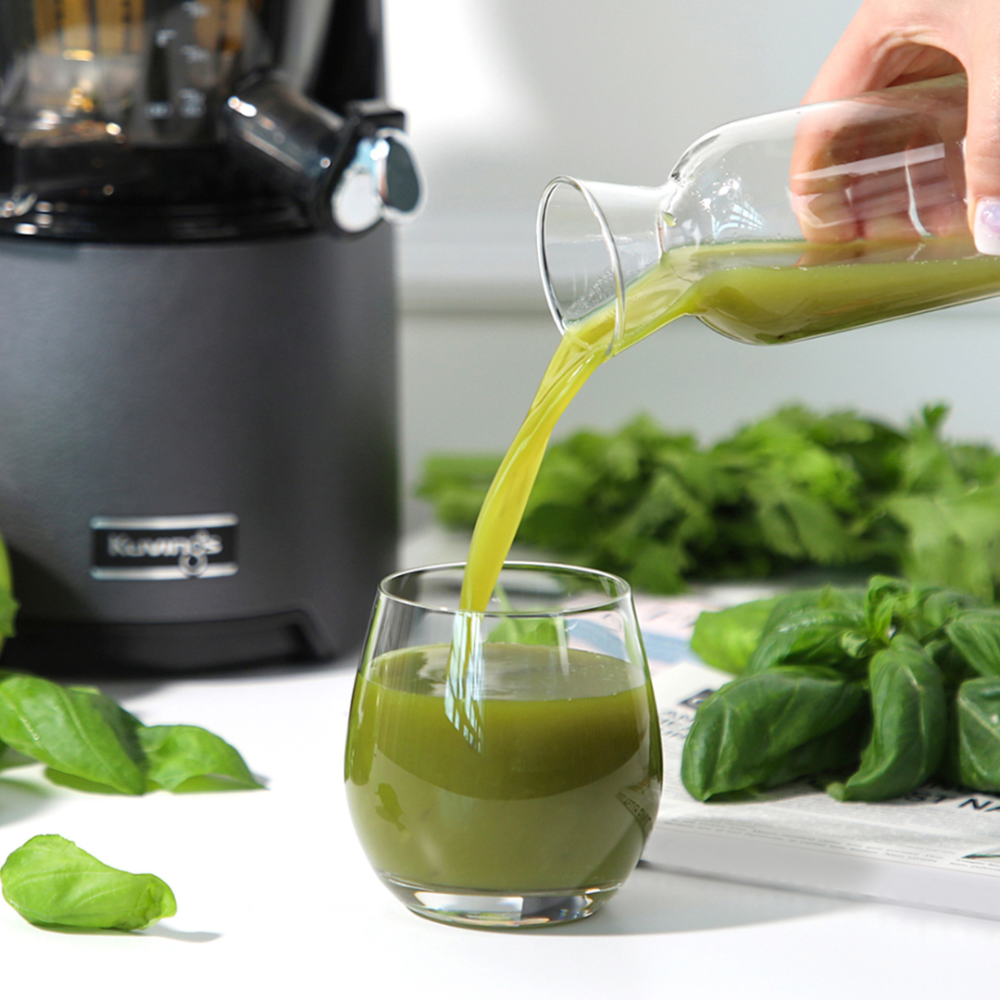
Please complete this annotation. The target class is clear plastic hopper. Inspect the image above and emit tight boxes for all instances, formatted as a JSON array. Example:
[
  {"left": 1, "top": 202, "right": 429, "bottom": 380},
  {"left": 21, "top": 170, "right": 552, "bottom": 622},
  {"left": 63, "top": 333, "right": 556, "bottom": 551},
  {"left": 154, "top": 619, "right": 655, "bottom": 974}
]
[{"left": 0, "top": 0, "right": 422, "bottom": 238}]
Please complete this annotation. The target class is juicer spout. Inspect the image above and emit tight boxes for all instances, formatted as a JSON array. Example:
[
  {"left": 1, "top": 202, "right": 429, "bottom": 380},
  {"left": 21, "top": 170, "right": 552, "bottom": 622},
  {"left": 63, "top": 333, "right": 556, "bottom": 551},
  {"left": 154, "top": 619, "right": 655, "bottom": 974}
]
[{"left": 224, "top": 75, "right": 423, "bottom": 236}]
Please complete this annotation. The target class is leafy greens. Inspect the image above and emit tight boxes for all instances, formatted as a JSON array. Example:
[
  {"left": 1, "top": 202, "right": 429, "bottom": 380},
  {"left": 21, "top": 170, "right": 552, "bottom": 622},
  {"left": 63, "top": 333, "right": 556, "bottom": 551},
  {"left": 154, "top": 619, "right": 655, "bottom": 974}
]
[
  {"left": 0, "top": 536, "right": 18, "bottom": 658},
  {"left": 419, "top": 404, "right": 1000, "bottom": 599},
  {"left": 684, "top": 576, "right": 1000, "bottom": 802}
]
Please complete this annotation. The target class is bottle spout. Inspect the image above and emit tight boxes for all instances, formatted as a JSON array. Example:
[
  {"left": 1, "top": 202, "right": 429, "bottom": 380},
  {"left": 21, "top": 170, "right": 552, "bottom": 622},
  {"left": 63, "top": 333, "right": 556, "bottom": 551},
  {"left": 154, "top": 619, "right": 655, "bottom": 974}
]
[{"left": 537, "top": 177, "right": 666, "bottom": 352}]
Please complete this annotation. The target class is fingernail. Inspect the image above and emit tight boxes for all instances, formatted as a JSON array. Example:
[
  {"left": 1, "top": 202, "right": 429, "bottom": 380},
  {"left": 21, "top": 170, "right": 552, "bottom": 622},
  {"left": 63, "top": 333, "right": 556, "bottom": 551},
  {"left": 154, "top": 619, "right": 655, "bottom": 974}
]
[{"left": 974, "top": 198, "right": 1000, "bottom": 255}]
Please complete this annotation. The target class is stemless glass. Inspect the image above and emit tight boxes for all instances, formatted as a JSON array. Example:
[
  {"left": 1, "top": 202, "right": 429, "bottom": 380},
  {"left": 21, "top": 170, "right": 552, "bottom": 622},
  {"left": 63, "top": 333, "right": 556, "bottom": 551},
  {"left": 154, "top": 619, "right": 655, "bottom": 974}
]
[{"left": 344, "top": 562, "right": 662, "bottom": 929}]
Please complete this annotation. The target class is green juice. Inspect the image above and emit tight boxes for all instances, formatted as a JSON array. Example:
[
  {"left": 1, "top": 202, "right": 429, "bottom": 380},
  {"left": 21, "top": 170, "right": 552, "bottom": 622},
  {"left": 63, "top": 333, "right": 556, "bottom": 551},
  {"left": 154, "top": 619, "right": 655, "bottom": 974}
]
[
  {"left": 345, "top": 642, "right": 662, "bottom": 893},
  {"left": 459, "top": 236, "right": 1000, "bottom": 611},
  {"left": 659, "top": 237, "right": 1000, "bottom": 345}
]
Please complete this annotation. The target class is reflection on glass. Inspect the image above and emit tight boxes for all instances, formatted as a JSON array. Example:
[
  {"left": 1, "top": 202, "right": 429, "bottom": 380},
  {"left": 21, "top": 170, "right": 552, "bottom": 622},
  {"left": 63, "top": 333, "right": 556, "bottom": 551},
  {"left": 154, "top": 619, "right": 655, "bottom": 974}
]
[{"left": 345, "top": 562, "right": 663, "bottom": 929}]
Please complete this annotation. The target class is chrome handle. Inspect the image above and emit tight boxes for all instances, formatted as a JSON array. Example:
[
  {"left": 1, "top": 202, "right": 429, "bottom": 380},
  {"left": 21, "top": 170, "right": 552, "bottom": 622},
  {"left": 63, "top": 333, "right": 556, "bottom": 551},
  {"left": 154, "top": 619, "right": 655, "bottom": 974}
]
[{"left": 332, "top": 127, "right": 424, "bottom": 233}]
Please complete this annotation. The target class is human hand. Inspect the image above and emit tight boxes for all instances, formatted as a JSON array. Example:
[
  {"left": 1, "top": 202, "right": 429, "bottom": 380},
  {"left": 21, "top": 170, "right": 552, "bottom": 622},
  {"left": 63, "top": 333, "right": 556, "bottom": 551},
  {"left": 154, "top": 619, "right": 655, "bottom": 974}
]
[
  {"left": 802, "top": 0, "right": 1000, "bottom": 254},
  {"left": 789, "top": 74, "right": 968, "bottom": 246}
]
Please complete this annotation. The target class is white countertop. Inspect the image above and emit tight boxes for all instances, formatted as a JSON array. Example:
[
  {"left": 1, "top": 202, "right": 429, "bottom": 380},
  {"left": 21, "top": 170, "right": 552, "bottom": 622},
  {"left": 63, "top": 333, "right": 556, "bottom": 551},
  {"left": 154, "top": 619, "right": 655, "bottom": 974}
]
[{"left": 1, "top": 657, "right": 997, "bottom": 1000}]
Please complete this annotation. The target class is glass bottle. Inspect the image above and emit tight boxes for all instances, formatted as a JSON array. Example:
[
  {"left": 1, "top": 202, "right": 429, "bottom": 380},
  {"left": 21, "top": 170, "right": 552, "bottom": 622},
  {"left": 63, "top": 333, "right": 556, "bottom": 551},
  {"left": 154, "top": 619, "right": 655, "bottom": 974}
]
[{"left": 537, "top": 74, "right": 1000, "bottom": 353}]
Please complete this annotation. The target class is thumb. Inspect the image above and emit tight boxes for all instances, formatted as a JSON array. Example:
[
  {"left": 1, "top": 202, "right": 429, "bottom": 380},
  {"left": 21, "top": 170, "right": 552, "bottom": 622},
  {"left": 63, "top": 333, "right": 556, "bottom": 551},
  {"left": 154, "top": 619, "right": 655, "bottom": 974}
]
[{"left": 966, "top": 45, "right": 1000, "bottom": 253}]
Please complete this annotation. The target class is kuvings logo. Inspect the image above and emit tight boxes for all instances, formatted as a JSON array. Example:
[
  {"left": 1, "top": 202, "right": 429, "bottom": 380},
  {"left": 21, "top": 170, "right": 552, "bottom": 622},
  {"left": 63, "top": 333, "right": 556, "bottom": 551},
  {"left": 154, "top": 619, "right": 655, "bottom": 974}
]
[{"left": 90, "top": 514, "right": 239, "bottom": 581}]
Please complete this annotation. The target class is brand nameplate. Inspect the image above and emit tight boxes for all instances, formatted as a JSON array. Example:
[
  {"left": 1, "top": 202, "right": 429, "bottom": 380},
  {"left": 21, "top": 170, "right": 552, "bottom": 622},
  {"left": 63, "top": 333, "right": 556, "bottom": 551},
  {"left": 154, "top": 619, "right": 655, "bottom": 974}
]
[{"left": 90, "top": 514, "right": 238, "bottom": 581}]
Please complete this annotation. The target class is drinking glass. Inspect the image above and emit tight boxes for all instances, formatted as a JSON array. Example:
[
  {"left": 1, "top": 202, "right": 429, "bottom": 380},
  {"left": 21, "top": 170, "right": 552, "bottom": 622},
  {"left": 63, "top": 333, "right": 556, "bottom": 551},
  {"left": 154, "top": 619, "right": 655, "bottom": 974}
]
[{"left": 345, "top": 561, "right": 662, "bottom": 928}]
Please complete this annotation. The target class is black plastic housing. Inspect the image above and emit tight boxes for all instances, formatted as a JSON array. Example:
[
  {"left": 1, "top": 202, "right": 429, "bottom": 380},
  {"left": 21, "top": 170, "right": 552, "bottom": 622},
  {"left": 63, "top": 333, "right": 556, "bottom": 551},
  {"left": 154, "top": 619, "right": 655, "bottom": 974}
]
[{"left": 0, "top": 228, "right": 398, "bottom": 673}]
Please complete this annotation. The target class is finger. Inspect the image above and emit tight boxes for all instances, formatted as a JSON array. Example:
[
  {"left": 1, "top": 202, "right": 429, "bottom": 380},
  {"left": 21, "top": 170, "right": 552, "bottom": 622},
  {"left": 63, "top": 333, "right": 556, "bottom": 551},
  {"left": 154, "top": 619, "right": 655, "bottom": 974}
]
[
  {"left": 790, "top": 104, "right": 956, "bottom": 242},
  {"left": 964, "top": 27, "right": 1000, "bottom": 253},
  {"left": 791, "top": 188, "right": 860, "bottom": 243},
  {"left": 803, "top": 3, "right": 916, "bottom": 103},
  {"left": 803, "top": 1, "right": 962, "bottom": 104}
]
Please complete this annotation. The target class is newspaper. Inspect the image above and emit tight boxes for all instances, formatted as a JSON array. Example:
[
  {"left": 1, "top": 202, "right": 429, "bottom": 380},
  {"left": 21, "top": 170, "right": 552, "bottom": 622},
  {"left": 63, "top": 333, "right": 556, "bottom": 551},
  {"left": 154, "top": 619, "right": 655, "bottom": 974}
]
[{"left": 634, "top": 591, "right": 1000, "bottom": 920}]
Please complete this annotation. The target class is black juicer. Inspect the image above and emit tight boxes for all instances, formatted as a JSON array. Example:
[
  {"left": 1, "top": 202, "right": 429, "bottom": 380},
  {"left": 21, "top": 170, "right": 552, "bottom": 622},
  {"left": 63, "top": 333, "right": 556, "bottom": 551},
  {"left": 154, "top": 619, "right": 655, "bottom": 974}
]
[{"left": 0, "top": 0, "right": 422, "bottom": 671}]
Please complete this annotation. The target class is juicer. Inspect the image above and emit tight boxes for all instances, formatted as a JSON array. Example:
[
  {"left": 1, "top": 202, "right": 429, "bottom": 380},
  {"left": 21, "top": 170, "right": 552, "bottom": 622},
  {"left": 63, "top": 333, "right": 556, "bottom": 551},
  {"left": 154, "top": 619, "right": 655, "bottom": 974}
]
[{"left": 0, "top": 0, "right": 422, "bottom": 671}]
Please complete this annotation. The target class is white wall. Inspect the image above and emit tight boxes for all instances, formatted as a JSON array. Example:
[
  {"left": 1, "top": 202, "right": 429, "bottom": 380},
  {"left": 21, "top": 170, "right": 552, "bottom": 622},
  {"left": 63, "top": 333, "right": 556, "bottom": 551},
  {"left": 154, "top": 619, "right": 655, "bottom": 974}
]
[
  {"left": 381, "top": 0, "right": 1000, "bottom": 531},
  {"left": 385, "top": 0, "right": 864, "bottom": 306}
]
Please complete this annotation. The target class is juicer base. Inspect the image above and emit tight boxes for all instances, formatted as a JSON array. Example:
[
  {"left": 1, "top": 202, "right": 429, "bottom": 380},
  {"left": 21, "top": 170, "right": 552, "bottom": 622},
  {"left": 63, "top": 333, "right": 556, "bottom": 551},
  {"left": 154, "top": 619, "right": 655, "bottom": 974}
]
[
  {"left": 0, "top": 611, "right": 335, "bottom": 676},
  {"left": 0, "top": 229, "right": 396, "bottom": 674}
]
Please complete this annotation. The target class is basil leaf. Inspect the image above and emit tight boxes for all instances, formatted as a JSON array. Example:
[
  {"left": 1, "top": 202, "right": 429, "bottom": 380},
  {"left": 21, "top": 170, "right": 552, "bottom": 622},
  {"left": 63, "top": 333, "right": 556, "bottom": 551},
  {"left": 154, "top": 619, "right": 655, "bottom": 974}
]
[
  {"left": 864, "top": 575, "right": 912, "bottom": 643},
  {"left": 0, "top": 535, "right": 17, "bottom": 658},
  {"left": 945, "top": 609, "right": 1000, "bottom": 678},
  {"left": 745, "top": 607, "right": 864, "bottom": 676},
  {"left": 862, "top": 579, "right": 978, "bottom": 644},
  {"left": 486, "top": 617, "right": 563, "bottom": 646},
  {"left": 760, "top": 585, "right": 865, "bottom": 633},
  {"left": 950, "top": 677, "right": 1000, "bottom": 792},
  {"left": 690, "top": 598, "right": 778, "bottom": 674},
  {"left": 926, "top": 637, "right": 971, "bottom": 691},
  {"left": 839, "top": 630, "right": 872, "bottom": 659},
  {"left": 0, "top": 674, "right": 146, "bottom": 795},
  {"left": 829, "top": 635, "right": 946, "bottom": 802},
  {"left": 138, "top": 725, "right": 263, "bottom": 791},
  {"left": 759, "top": 714, "right": 868, "bottom": 789},
  {"left": 1, "top": 835, "right": 176, "bottom": 931},
  {"left": 681, "top": 667, "right": 866, "bottom": 801},
  {"left": 907, "top": 586, "right": 981, "bottom": 639}
]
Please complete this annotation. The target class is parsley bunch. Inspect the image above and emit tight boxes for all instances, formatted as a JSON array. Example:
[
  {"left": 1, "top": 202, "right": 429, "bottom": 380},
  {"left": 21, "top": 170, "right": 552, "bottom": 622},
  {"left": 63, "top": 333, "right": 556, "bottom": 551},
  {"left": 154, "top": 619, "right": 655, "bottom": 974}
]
[{"left": 420, "top": 404, "right": 1000, "bottom": 598}]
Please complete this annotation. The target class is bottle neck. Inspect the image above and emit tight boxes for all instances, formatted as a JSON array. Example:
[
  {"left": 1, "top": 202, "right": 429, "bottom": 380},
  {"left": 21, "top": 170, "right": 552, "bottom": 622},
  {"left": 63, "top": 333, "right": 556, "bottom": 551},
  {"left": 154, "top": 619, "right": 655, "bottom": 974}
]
[{"left": 536, "top": 177, "right": 670, "bottom": 351}]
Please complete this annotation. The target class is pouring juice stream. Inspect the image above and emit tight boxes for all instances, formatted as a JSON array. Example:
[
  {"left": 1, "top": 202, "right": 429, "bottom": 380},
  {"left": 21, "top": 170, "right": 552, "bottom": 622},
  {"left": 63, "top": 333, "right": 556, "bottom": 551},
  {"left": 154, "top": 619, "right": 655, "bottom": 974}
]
[{"left": 458, "top": 238, "right": 1000, "bottom": 611}]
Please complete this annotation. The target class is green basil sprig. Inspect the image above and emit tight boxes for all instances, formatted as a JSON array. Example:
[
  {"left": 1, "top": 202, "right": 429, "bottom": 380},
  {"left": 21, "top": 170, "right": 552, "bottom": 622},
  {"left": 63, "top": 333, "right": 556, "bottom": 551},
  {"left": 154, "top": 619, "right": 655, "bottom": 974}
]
[
  {"left": 684, "top": 576, "right": 1000, "bottom": 802},
  {"left": 1, "top": 835, "right": 176, "bottom": 931},
  {"left": 0, "top": 672, "right": 261, "bottom": 795}
]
